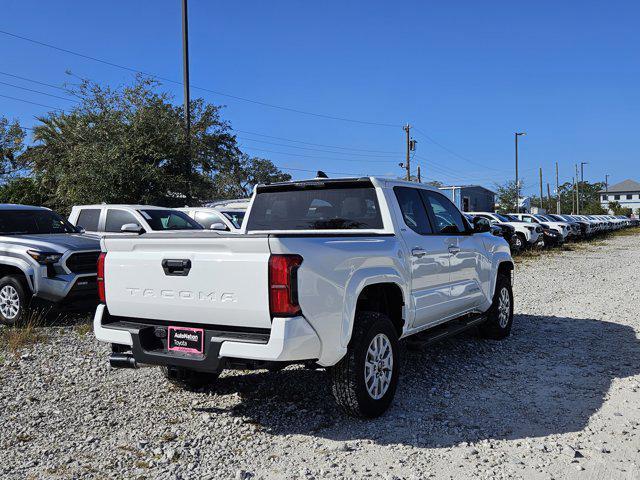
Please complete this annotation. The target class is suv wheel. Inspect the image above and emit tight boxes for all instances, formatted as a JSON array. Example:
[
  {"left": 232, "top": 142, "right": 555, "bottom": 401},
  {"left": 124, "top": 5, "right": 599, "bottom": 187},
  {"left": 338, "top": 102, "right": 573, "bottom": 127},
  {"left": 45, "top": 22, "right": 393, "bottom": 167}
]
[
  {"left": 161, "top": 366, "right": 219, "bottom": 391},
  {"left": 0, "top": 275, "right": 30, "bottom": 325},
  {"left": 330, "top": 311, "right": 400, "bottom": 418},
  {"left": 479, "top": 274, "right": 513, "bottom": 340}
]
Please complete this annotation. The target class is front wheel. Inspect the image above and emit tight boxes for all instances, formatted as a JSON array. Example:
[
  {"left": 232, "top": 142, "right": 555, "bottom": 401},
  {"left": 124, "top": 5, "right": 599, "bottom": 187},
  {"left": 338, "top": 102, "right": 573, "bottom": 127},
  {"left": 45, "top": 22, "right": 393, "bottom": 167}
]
[
  {"left": 479, "top": 274, "right": 513, "bottom": 340},
  {"left": 0, "top": 275, "right": 30, "bottom": 325},
  {"left": 330, "top": 311, "right": 400, "bottom": 418}
]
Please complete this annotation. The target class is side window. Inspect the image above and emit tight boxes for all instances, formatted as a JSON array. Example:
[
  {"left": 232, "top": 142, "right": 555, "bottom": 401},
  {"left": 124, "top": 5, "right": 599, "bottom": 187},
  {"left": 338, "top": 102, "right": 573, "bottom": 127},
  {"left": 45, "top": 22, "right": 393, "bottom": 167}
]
[
  {"left": 420, "top": 191, "right": 468, "bottom": 234},
  {"left": 195, "top": 211, "right": 225, "bottom": 229},
  {"left": 105, "top": 209, "right": 139, "bottom": 233},
  {"left": 76, "top": 209, "right": 100, "bottom": 231},
  {"left": 521, "top": 216, "right": 533, "bottom": 223},
  {"left": 393, "top": 187, "right": 432, "bottom": 234}
]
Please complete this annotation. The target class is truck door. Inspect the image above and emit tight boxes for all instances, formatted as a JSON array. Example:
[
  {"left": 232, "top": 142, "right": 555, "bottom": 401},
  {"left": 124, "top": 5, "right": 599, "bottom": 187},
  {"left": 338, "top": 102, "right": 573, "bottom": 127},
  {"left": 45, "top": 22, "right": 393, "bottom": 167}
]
[
  {"left": 420, "top": 190, "right": 485, "bottom": 314},
  {"left": 392, "top": 187, "right": 452, "bottom": 329}
]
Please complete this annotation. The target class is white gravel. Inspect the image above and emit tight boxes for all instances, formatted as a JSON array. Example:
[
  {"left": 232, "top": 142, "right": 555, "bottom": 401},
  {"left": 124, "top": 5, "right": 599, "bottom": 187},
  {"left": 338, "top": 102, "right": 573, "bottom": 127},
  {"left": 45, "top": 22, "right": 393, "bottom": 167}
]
[{"left": 1, "top": 233, "right": 639, "bottom": 479}]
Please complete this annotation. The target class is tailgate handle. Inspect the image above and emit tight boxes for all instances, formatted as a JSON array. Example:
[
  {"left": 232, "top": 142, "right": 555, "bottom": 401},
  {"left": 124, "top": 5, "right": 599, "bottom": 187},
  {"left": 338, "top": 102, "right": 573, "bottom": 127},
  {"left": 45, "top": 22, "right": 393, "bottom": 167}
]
[{"left": 162, "top": 259, "right": 192, "bottom": 276}]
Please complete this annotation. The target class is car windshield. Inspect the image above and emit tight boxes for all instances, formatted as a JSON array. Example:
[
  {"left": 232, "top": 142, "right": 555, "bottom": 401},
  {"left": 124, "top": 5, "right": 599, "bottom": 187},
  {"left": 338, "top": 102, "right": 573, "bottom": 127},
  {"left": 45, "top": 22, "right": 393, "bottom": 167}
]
[
  {"left": 493, "top": 213, "right": 511, "bottom": 222},
  {"left": 503, "top": 214, "right": 520, "bottom": 222},
  {"left": 138, "top": 209, "right": 203, "bottom": 230},
  {"left": 534, "top": 214, "right": 551, "bottom": 222},
  {"left": 0, "top": 209, "right": 78, "bottom": 235},
  {"left": 221, "top": 210, "right": 245, "bottom": 229}
]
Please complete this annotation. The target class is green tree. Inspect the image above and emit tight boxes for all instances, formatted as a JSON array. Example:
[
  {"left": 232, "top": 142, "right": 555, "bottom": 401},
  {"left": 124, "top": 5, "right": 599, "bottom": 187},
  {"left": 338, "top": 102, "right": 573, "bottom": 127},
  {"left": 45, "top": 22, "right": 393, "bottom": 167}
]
[
  {"left": 0, "top": 116, "right": 25, "bottom": 177},
  {"left": 495, "top": 180, "right": 519, "bottom": 213},
  {"left": 17, "top": 76, "right": 288, "bottom": 212},
  {"left": 0, "top": 176, "right": 47, "bottom": 206}
]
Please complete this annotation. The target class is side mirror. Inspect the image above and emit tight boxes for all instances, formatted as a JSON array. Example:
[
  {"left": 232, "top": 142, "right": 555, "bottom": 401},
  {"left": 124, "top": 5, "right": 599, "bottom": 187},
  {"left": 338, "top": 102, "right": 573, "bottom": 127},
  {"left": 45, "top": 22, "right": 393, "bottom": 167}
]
[
  {"left": 121, "top": 223, "right": 145, "bottom": 234},
  {"left": 473, "top": 217, "right": 491, "bottom": 233},
  {"left": 76, "top": 226, "right": 86, "bottom": 234},
  {"left": 209, "top": 222, "right": 229, "bottom": 231}
]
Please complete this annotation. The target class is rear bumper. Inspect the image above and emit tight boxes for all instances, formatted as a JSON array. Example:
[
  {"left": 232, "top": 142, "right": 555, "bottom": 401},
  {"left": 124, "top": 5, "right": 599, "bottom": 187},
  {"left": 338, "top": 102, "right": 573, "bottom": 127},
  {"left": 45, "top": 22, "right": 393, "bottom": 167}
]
[{"left": 93, "top": 304, "right": 321, "bottom": 371}]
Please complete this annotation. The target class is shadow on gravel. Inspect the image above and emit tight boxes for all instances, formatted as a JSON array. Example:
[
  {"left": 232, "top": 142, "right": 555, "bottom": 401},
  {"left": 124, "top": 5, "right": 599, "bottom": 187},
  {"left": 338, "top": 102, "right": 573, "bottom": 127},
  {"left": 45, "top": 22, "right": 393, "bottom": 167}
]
[{"left": 193, "top": 314, "right": 640, "bottom": 448}]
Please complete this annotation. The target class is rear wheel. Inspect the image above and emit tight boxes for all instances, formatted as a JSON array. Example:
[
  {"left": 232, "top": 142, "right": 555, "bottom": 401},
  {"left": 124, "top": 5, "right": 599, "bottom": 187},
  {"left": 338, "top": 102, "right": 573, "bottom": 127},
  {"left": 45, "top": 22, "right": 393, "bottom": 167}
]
[
  {"left": 479, "top": 274, "right": 513, "bottom": 340},
  {"left": 330, "top": 311, "right": 400, "bottom": 418},
  {"left": 0, "top": 275, "right": 30, "bottom": 325},
  {"left": 161, "top": 366, "right": 219, "bottom": 390}
]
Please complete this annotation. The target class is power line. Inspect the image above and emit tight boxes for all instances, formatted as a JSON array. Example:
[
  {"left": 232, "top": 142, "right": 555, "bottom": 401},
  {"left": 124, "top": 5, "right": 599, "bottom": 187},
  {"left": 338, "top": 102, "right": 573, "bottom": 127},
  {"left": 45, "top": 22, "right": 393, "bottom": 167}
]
[
  {"left": 235, "top": 129, "right": 401, "bottom": 154},
  {"left": 0, "top": 93, "right": 64, "bottom": 111},
  {"left": 0, "top": 71, "right": 78, "bottom": 94},
  {"left": 240, "top": 145, "right": 398, "bottom": 164},
  {"left": 0, "top": 29, "right": 400, "bottom": 128},
  {"left": 238, "top": 136, "right": 400, "bottom": 158},
  {"left": 0, "top": 80, "right": 78, "bottom": 103},
  {"left": 412, "top": 126, "right": 504, "bottom": 172}
]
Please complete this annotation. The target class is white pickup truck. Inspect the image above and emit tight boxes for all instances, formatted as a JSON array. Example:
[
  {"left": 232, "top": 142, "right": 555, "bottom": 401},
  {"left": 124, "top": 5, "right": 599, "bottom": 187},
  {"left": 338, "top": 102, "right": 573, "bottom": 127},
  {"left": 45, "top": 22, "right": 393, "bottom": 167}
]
[{"left": 94, "top": 177, "right": 514, "bottom": 417}]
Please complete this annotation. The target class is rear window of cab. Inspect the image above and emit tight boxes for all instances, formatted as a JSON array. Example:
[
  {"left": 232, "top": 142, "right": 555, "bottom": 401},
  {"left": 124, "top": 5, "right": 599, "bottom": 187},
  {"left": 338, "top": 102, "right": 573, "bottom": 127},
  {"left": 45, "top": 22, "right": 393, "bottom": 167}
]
[{"left": 246, "top": 183, "right": 383, "bottom": 231}]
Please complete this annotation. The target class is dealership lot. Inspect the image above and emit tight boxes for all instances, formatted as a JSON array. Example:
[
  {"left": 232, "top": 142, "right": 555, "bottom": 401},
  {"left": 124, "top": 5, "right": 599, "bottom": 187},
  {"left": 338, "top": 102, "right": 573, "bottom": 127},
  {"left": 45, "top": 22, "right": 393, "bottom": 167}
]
[{"left": 1, "top": 231, "right": 639, "bottom": 479}]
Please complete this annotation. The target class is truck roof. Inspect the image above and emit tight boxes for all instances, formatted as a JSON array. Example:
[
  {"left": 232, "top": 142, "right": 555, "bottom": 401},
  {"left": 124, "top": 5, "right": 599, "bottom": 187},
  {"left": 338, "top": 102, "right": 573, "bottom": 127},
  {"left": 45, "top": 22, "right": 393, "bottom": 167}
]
[
  {"left": 71, "top": 204, "right": 171, "bottom": 210},
  {"left": 256, "top": 176, "right": 440, "bottom": 192},
  {"left": 0, "top": 203, "right": 51, "bottom": 211}
]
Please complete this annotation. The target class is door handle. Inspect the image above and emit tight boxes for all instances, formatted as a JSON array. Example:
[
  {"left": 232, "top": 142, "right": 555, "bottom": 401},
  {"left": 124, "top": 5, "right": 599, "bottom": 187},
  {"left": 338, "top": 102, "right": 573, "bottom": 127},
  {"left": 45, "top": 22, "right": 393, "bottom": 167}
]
[
  {"left": 411, "top": 247, "right": 427, "bottom": 258},
  {"left": 448, "top": 246, "right": 461, "bottom": 255}
]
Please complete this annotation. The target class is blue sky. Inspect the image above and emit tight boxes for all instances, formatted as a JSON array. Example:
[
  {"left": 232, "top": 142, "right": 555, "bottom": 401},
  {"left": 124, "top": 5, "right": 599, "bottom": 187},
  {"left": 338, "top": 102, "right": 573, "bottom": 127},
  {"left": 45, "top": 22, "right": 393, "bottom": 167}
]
[{"left": 1, "top": 0, "right": 638, "bottom": 194}]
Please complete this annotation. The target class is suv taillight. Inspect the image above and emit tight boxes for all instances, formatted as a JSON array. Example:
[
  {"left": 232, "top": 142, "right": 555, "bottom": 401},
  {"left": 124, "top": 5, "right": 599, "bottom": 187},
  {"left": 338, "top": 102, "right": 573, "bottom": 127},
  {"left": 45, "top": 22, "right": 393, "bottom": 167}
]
[
  {"left": 268, "top": 254, "right": 302, "bottom": 317},
  {"left": 97, "top": 252, "right": 106, "bottom": 303}
]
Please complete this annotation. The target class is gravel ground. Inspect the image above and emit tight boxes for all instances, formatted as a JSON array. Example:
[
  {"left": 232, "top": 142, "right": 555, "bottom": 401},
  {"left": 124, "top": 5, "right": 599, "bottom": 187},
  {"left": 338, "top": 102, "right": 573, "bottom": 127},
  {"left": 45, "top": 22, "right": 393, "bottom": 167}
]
[{"left": 1, "top": 233, "right": 639, "bottom": 480}]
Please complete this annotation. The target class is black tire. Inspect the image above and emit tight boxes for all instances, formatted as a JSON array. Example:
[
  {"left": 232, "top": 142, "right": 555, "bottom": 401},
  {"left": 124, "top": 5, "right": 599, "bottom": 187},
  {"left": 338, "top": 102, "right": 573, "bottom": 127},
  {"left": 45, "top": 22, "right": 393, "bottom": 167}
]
[
  {"left": 0, "top": 275, "right": 30, "bottom": 325},
  {"left": 161, "top": 366, "right": 219, "bottom": 390},
  {"left": 510, "top": 233, "right": 524, "bottom": 253},
  {"left": 330, "top": 311, "right": 400, "bottom": 418},
  {"left": 479, "top": 274, "right": 513, "bottom": 340}
]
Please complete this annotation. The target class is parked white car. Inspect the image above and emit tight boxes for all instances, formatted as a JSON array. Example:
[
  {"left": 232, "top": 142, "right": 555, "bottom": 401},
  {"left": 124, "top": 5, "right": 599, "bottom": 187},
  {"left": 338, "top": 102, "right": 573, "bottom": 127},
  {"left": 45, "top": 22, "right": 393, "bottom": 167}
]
[
  {"left": 94, "top": 177, "right": 514, "bottom": 418},
  {"left": 176, "top": 207, "right": 239, "bottom": 232},
  {"left": 68, "top": 205, "right": 203, "bottom": 235},
  {"left": 468, "top": 211, "right": 541, "bottom": 250},
  {"left": 510, "top": 213, "right": 570, "bottom": 241}
]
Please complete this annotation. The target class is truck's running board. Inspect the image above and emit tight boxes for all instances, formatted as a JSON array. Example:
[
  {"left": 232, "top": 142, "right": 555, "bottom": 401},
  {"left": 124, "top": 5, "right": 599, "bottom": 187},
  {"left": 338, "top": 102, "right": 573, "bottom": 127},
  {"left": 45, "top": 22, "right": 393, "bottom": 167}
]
[{"left": 408, "top": 313, "right": 487, "bottom": 348}]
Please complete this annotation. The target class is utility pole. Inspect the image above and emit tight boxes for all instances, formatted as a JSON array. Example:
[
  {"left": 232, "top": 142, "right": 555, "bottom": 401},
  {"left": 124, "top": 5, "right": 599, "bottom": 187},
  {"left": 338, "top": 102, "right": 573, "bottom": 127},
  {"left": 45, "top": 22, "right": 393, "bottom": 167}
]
[
  {"left": 555, "top": 162, "right": 560, "bottom": 214},
  {"left": 417, "top": 165, "right": 421, "bottom": 183},
  {"left": 539, "top": 167, "right": 543, "bottom": 209},
  {"left": 403, "top": 124, "right": 411, "bottom": 181},
  {"left": 181, "top": 0, "right": 192, "bottom": 202},
  {"left": 605, "top": 174, "right": 609, "bottom": 192},
  {"left": 515, "top": 132, "right": 526, "bottom": 212},
  {"left": 575, "top": 164, "right": 580, "bottom": 214},
  {"left": 547, "top": 183, "right": 552, "bottom": 212}
]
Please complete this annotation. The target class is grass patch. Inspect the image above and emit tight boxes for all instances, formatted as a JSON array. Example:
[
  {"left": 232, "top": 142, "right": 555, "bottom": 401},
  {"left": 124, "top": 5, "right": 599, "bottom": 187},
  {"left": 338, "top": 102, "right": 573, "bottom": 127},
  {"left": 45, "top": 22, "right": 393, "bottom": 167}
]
[
  {"left": 74, "top": 321, "right": 92, "bottom": 336},
  {"left": 0, "top": 306, "right": 51, "bottom": 356}
]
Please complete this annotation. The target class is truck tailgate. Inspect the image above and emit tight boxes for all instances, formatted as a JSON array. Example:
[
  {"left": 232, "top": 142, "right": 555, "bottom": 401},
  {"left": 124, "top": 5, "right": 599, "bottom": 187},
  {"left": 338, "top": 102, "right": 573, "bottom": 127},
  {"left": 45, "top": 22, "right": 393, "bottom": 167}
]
[{"left": 103, "top": 234, "right": 272, "bottom": 329}]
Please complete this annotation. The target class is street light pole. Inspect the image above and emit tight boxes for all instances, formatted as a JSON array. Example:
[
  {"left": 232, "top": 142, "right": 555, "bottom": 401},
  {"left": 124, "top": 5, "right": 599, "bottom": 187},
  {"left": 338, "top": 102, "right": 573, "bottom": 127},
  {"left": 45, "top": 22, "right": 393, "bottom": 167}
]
[
  {"left": 514, "top": 132, "right": 526, "bottom": 212},
  {"left": 182, "top": 0, "right": 192, "bottom": 202}
]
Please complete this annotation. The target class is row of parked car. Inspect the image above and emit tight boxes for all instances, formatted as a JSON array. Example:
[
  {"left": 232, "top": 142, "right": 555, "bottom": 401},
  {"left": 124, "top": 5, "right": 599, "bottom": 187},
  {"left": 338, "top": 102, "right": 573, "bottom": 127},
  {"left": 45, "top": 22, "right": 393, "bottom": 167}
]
[{"left": 464, "top": 211, "right": 638, "bottom": 254}]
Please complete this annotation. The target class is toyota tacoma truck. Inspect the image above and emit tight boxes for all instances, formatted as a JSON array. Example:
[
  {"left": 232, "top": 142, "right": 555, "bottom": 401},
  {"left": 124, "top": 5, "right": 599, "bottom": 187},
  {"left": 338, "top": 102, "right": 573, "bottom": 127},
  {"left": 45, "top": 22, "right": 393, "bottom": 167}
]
[
  {"left": 94, "top": 177, "right": 514, "bottom": 418},
  {"left": 0, "top": 204, "right": 101, "bottom": 323}
]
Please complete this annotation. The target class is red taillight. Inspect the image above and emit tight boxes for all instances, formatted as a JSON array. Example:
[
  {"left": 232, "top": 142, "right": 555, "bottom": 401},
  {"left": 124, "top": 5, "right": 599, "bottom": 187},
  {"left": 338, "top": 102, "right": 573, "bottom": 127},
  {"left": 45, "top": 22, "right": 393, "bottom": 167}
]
[
  {"left": 97, "top": 252, "right": 106, "bottom": 303},
  {"left": 268, "top": 254, "right": 302, "bottom": 317}
]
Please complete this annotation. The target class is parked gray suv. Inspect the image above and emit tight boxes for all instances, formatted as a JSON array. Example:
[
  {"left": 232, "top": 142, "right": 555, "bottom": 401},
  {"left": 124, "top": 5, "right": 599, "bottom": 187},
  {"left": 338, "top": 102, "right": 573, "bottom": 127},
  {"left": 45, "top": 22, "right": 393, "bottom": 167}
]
[{"left": 0, "top": 204, "right": 101, "bottom": 323}]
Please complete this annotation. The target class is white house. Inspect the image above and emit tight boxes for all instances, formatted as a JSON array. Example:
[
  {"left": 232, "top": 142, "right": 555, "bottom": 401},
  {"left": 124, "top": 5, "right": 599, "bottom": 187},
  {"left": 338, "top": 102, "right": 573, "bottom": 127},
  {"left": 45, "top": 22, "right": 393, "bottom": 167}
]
[{"left": 600, "top": 179, "right": 640, "bottom": 213}]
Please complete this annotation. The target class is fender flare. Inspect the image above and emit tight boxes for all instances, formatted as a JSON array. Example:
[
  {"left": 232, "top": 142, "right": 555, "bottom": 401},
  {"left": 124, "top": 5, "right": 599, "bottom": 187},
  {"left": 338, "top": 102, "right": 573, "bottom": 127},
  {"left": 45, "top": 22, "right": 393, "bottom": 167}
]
[
  {"left": 0, "top": 257, "right": 36, "bottom": 292},
  {"left": 490, "top": 253, "right": 514, "bottom": 298},
  {"left": 340, "top": 267, "right": 409, "bottom": 348}
]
